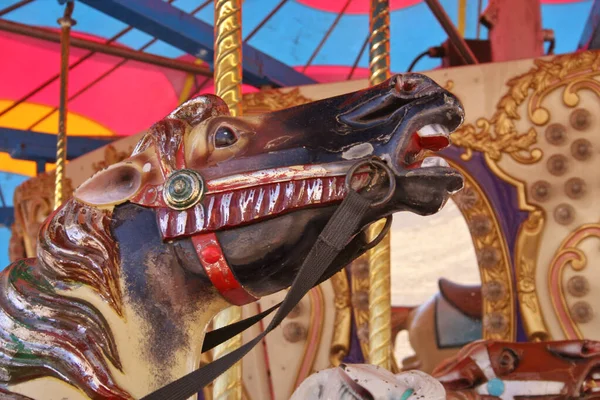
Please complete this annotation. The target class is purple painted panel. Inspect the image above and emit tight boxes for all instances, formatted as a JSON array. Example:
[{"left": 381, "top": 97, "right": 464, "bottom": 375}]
[{"left": 443, "top": 147, "right": 530, "bottom": 341}]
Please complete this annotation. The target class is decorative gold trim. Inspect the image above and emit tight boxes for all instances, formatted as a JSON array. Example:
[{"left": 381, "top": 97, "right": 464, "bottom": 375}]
[
  {"left": 10, "top": 171, "right": 73, "bottom": 261},
  {"left": 329, "top": 270, "right": 351, "bottom": 367},
  {"left": 548, "top": 224, "right": 600, "bottom": 340},
  {"left": 450, "top": 161, "right": 515, "bottom": 341},
  {"left": 449, "top": 52, "right": 600, "bottom": 340},
  {"left": 515, "top": 210, "right": 550, "bottom": 341}
]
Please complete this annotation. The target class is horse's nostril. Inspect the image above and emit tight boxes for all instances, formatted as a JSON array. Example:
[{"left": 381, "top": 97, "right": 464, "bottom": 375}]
[
  {"left": 393, "top": 75, "right": 421, "bottom": 93},
  {"left": 447, "top": 174, "right": 464, "bottom": 193},
  {"left": 403, "top": 80, "right": 417, "bottom": 92}
]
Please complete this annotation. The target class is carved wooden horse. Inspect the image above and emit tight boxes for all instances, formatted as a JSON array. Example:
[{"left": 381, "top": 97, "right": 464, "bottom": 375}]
[
  {"left": 433, "top": 339, "right": 600, "bottom": 399},
  {"left": 0, "top": 73, "right": 464, "bottom": 399},
  {"left": 394, "top": 278, "right": 483, "bottom": 373},
  {"left": 290, "top": 364, "right": 446, "bottom": 400}
]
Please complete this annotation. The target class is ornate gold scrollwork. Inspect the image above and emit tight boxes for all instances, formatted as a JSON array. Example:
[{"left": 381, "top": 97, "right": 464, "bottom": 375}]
[
  {"left": 451, "top": 118, "right": 540, "bottom": 165},
  {"left": 549, "top": 224, "right": 600, "bottom": 340},
  {"left": 10, "top": 171, "right": 73, "bottom": 261},
  {"left": 450, "top": 162, "right": 515, "bottom": 341},
  {"left": 450, "top": 51, "right": 600, "bottom": 341},
  {"left": 452, "top": 52, "right": 600, "bottom": 166},
  {"left": 515, "top": 211, "right": 549, "bottom": 341}
]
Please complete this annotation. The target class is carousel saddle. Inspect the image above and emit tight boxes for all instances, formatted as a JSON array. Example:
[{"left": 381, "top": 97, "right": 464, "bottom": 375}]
[{"left": 438, "top": 278, "right": 482, "bottom": 320}]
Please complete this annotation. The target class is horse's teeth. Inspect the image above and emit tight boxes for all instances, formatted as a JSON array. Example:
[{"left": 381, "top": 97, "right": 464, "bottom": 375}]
[
  {"left": 422, "top": 157, "right": 449, "bottom": 168},
  {"left": 417, "top": 124, "right": 449, "bottom": 137},
  {"left": 592, "top": 372, "right": 600, "bottom": 380}
]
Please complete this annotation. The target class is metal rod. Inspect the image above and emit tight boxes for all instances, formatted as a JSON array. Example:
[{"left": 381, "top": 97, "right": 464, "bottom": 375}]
[
  {"left": 190, "top": 0, "right": 213, "bottom": 14},
  {"left": 348, "top": 33, "right": 370, "bottom": 80},
  {"left": 424, "top": 0, "right": 479, "bottom": 65},
  {"left": 189, "top": 76, "right": 213, "bottom": 98},
  {"left": 0, "top": 0, "right": 34, "bottom": 17},
  {"left": 369, "top": 0, "right": 391, "bottom": 86},
  {"left": 303, "top": 0, "right": 352, "bottom": 72},
  {"left": 0, "top": 25, "right": 133, "bottom": 119},
  {"left": 458, "top": 0, "right": 466, "bottom": 36},
  {"left": 367, "top": 0, "right": 393, "bottom": 371},
  {"left": 27, "top": 38, "right": 158, "bottom": 131},
  {"left": 54, "top": 1, "right": 75, "bottom": 209},
  {"left": 0, "top": 19, "right": 212, "bottom": 77},
  {"left": 244, "top": 0, "right": 289, "bottom": 43},
  {"left": 477, "top": 0, "right": 483, "bottom": 39}
]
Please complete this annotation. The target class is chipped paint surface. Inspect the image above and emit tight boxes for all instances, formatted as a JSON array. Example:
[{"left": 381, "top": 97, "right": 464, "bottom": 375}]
[{"left": 342, "top": 143, "right": 374, "bottom": 160}]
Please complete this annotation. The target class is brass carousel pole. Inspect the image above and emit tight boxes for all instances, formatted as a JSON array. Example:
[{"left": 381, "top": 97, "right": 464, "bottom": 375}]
[
  {"left": 212, "top": 1, "right": 244, "bottom": 399},
  {"left": 367, "top": 0, "right": 393, "bottom": 370},
  {"left": 54, "top": 1, "right": 75, "bottom": 209}
]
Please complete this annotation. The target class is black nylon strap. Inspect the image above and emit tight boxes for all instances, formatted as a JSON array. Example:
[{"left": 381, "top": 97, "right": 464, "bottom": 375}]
[
  {"left": 142, "top": 190, "right": 372, "bottom": 400},
  {"left": 202, "top": 215, "right": 392, "bottom": 353},
  {"left": 201, "top": 302, "right": 280, "bottom": 353}
]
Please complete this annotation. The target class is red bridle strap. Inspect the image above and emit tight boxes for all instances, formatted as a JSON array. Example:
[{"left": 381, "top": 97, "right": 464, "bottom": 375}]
[{"left": 190, "top": 233, "right": 258, "bottom": 306}]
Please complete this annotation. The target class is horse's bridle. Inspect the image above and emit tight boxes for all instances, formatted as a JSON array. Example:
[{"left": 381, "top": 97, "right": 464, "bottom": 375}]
[
  {"left": 189, "top": 232, "right": 258, "bottom": 305},
  {"left": 142, "top": 157, "right": 395, "bottom": 400}
]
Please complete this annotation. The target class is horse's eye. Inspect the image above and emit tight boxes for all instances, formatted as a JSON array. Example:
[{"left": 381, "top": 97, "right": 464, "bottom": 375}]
[{"left": 214, "top": 126, "right": 238, "bottom": 148}]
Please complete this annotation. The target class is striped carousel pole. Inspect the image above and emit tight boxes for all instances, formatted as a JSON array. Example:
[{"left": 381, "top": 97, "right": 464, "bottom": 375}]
[
  {"left": 367, "top": 0, "right": 393, "bottom": 370},
  {"left": 212, "top": 1, "right": 244, "bottom": 399},
  {"left": 54, "top": 1, "right": 75, "bottom": 209}
]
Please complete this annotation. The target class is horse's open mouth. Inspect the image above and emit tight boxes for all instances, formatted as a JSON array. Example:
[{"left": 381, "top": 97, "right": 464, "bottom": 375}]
[
  {"left": 388, "top": 95, "right": 464, "bottom": 188},
  {"left": 404, "top": 124, "right": 454, "bottom": 169},
  {"left": 393, "top": 94, "right": 463, "bottom": 173}
]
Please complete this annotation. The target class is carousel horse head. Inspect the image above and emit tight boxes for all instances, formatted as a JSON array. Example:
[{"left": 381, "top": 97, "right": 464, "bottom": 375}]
[
  {"left": 290, "top": 364, "right": 446, "bottom": 400},
  {"left": 433, "top": 339, "right": 600, "bottom": 399},
  {"left": 0, "top": 73, "right": 464, "bottom": 399},
  {"left": 74, "top": 72, "right": 464, "bottom": 299}
]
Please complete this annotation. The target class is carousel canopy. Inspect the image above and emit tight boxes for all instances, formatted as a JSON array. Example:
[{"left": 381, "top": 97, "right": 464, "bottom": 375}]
[{"left": 0, "top": 0, "right": 594, "bottom": 265}]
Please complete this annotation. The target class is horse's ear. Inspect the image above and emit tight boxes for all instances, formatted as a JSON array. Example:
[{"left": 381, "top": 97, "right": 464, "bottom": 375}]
[
  {"left": 74, "top": 161, "right": 143, "bottom": 209},
  {"left": 168, "top": 95, "right": 230, "bottom": 126}
]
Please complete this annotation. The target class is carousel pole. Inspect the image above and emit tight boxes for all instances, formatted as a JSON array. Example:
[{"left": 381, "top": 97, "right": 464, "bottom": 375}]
[
  {"left": 212, "top": 1, "right": 244, "bottom": 400},
  {"left": 367, "top": 0, "right": 393, "bottom": 370},
  {"left": 54, "top": 1, "right": 75, "bottom": 209}
]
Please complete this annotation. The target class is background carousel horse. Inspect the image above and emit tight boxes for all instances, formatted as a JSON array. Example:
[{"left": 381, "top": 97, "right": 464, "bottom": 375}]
[
  {"left": 0, "top": 73, "right": 465, "bottom": 399},
  {"left": 432, "top": 339, "right": 600, "bottom": 399},
  {"left": 290, "top": 364, "right": 445, "bottom": 400},
  {"left": 393, "top": 278, "right": 483, "bottom": 373}
]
